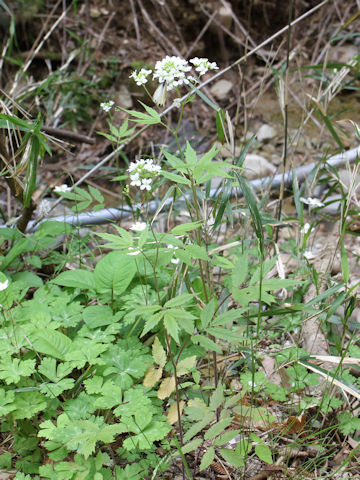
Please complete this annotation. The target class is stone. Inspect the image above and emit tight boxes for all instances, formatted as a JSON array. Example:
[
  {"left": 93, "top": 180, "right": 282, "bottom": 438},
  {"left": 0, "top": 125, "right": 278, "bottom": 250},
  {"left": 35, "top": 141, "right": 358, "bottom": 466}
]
[
  {"left": 243, "top": 153, "right": 276, "bottom": 179},
  {"left": 256, "top": 124, "right": 277, "bottom": 142},
  {"left": 210, "top": 79, "right": 233, "bottom": 101}
]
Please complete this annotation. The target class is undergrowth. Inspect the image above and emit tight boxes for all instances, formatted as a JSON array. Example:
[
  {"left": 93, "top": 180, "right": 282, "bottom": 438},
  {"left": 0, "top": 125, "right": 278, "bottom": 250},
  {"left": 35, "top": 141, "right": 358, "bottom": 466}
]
[{"left": 0, "top": 1, "right": 360, "bottom": 479}]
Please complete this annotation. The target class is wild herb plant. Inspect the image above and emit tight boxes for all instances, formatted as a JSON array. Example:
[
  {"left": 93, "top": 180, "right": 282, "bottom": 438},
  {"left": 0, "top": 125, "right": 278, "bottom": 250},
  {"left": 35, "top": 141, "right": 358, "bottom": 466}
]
[{"left": 0, "top": 19, "right": 359, "bottom": 479}]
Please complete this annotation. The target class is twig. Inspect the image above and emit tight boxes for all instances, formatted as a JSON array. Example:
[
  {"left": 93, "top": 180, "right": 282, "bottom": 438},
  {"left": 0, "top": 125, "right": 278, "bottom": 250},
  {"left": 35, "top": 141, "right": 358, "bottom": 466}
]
[{"left": 41, "top": 126, "right": 95, "bottom": 145}]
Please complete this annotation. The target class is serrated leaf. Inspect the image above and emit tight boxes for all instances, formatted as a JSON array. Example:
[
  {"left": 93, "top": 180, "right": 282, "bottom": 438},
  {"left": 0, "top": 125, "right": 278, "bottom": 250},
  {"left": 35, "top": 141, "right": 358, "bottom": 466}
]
[
  {"left": 192, "top": 334, "right": 223, "bottom": 353},
  {"left": 143, "top": 366, "right": 163, "bottom": 388},
  {"left": 167, "top": 400, "right": 185, "bottom": 425},
  {"left": 184, "top": 244, "right": 210, "bottom": 260},
  {"left": 181, "top": 438, "right": 203, "bottom": 454},
  {"left": 163, "top": 313, "right": 180, "bottom": 343},
  {"left": 213, "top": 429, "right": 241, "bottom": 447},
  {"left": 161, "top": 171, "right": 191, "bottom": 185},
  {"left": 200, "top": 446, "right": 215, "bottom": 471},
  {"left": 152, "top": 337, "right": 166, "bottom": 367},
  {"left": 204, "top": 417, "right": 232, "bottom": 440},
  {"left": 171, "top": 221, "right": 203, "bottom": 235},
  {"left": 164, "top": 293, "right": 194, "bottom": 309},
  {"left": 177, "top": 356, "right": 196, "bottom": 376},
  {"left": 157, "top": 376, "right": 175, "bottom": 400}
]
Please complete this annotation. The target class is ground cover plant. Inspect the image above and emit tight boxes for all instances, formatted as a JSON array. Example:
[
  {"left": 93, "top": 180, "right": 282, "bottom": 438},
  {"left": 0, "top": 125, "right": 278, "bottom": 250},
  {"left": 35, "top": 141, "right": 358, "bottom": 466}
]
[{"left": 0, "top": 0, "right": 360, "bottom": 479}]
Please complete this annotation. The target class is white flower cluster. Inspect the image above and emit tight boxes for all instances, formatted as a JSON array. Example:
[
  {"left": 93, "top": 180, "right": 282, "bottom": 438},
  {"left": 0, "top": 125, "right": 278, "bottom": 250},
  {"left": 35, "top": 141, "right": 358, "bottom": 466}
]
[
  {"left": 190, "top": 57, "right": 219, "bottom": 76},
  {"left": 100, "top": 100, "right": 114, "bottom": 112},
  {"left": 129, "top": 56, "right": 218, "bottom": 106},
  {"left": 128, "top": 159, "right": 161, "bottom": 191},
  {"left": 129, "top": 68, "right": 152, "bottom": 86},
  {"left": 54, "top": 184, "right": 71, "bottom": 193}
]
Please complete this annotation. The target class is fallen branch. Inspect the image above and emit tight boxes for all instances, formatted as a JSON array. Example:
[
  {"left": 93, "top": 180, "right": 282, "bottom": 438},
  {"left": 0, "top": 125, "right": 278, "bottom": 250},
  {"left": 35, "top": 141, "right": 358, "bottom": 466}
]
[{"left": 25, "top": 145, "right": 359, "bottom": 232}]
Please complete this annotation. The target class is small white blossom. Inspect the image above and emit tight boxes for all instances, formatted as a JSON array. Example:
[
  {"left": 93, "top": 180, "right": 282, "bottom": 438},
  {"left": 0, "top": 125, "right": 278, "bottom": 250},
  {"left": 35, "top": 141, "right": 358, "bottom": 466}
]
[
  {"left": 0, "top": 279, "right": 9, "bottom": 291},
  {"left": 300, "top": 197, "right": 324, "bottom": 208},
  {"left": 167, "top": 244, "right": 178, "bottom": 250},
  {"left": 130, "top": 221, "right": 147, "bottom": 232},
  {"left": 140, "top": 178, "right": 152, "bottom": 191},
  {"left": 172, "top": 98, "right": 182, "bottom": 109},
  {"left": 301, "top": 223, "right": 311, "bottom": 235},
  {"left": 127, "top": 247, "right": 141, "bottom": 256},
  {"left": 171, "top": 257, "right": 180, "bottom": 265},
  {"left": 190, "top": 57, "right": 218, "bottom": 76},
  {"left": 129, "top": 68, "right": 152, "bottom": 86},
  {"left": 54, "top": 184, "right": 71, "bottom": 193},
  {"left": 303, "top": 250, "right": 316, "bottom": 260},
  {"left": 100, "top": 100, "right": 114, "bottom": 112},
  {"left": 248, "top": 380, "right": 257, "bottom": 388}
]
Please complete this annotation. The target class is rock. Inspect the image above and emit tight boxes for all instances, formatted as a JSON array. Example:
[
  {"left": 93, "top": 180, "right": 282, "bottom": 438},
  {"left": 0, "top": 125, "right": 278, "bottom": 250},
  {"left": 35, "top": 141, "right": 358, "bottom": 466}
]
[
  {"left": 243, "top": 153, "right": 276, "bottom": 179},
  {"left": 256, "top": 124, "right": 277, "bottom": 142},
  {"left": 217, "top": 1, "right": 233, "bottom": 30},
  {"left": 117, "top": 85, "right": 133, "bottom": 108},
  {"left": 210, "top": 79, "right": 233, "bottom": 101}
]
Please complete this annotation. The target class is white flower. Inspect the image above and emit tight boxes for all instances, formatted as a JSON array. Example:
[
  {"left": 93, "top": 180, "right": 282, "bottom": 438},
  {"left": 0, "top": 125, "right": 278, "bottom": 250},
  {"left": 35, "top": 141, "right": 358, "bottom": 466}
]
[
  {"left": 153, "top": 56, "right": 191, "bottom": 91},
  {"left": 303, "top": 250, "right": 316, "bottom": 260},
  {"left": 100, "top": 100, "right": 114, "bottom": 112},
  {"left": 171, "top": 257, "right": 180, "bottom": 265},
  {"left": 301, "top": 223, "right": 311, "bottom": 235},
  {"left": 167, "top": 244, "right": 178, "bottom": 250},
  {"left": 0, "top": 279, "right": 9, "bottom": 291},
  {"left": 127, "top": 247, "right": 141, "bottom": 256},
  {"left": 153, "top": 83, "right": 167, "bottom": 106},
  {"left": 300, "top": 197, "right": 324, "bottom": 208},
  {"left": 190, "top": 57, "right": 218, "bottom": 76},
  {"left": 248, "top": 380, "right": 257, "bottom": 388},
  {"left": 140, "top": 178, "right": 152, "bottom": 191},
  {"left": 128, "top": 159, "right": 161, "bottom": 191},
  {"left": 172, "top": 98, "right": 182, "bottom": 109},
  {"left": 130, "top": 221, "right": 147, "bottom": 232},
  {"left": 129, "top": 68, "right": 152, "bottom": 86},
  {"left": 54, "top": 184, "right": 71, "bottom": 193}
]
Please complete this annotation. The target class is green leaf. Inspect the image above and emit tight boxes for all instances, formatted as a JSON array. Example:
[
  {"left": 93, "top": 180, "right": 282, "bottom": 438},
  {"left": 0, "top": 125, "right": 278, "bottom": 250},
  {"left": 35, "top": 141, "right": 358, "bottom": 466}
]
[
  {"left": 183, "top": 412, "right": 215, "bottom": 443},
  {"left": 213, "top": 429, "right": 241, "bottom": 447},
  {"left": 171, "top": 220, "right": 203, "bottom": 235},
  {"left": 192, "top": 334, "right": 223, "bottom": 353},
  {"left": 184, "top": 244, "right": 210, "bottom": 260},
  {"left": 164, "top": 293, "right": 193, "bottom": 308},
  {"left": 205, "top": 417, "right": 232, "bottom": 440},
  {"left": 13, "top": 391, "right": 47, "bottom": 419},
  {"left": 0, "top": 357, "right": 35, "bottom": 384},
  {"left": 31, "top": 329, "right": 73, "bottom": 360},
  {"left": 83, "top": 305, "right": 115, "bottom": 328},
  {"left": 52, "top": 270, "right": 95, "bottom": 290},
  {"left": 181, "top": 438, "right": 203, "bottom": 455},
  {"left": 0, "top": 388, "right": 16, "bottom": 416},
  {"left": 161, "top": 171, "right": 191, "bottom": 185},
  {"left": 216, "top": 109, "right": 226, "bottom": 143},
  {"left": 94, "top": 252, "right": 136, "bottom": 299},
  {"left": 255, "top": 444, "right": 273, "bottom": 464},
  {"left": 209, "top": 383, "right": 225, "bottom": 410},
  {"left": 163, "top": 312, "right": 180, "bottom": 343},
  {"left": 199, "top": 446, "right": 215, "bottom": 471}
]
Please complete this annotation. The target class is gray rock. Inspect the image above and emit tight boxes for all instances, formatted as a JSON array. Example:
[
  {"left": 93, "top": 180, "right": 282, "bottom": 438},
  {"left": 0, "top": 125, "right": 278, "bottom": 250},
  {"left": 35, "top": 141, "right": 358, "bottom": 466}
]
[
  {"left": 256, "top": 124, "right": 277, "bottom": 142},
  {"left": 243, "top": 154, "right": 276, "bottom": 179},
  {"left": 210, "top": 79, "right": 233, "bottom": 101}
]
